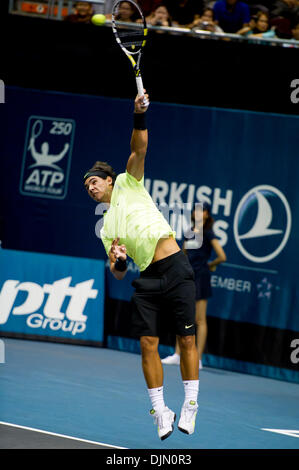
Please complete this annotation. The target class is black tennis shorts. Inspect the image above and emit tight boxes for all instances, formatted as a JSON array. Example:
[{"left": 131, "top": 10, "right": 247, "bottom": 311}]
[{"left": 131, "top": 250, "right": 196, "bottom": 338}]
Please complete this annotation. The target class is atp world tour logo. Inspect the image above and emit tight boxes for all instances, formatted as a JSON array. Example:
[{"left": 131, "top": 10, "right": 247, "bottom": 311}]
[
  {"left": 20, "top": 116, "right": 75, "bottom": 199},
  {"left": 234, "top": 185, "right": 292, "bottom": 263}
]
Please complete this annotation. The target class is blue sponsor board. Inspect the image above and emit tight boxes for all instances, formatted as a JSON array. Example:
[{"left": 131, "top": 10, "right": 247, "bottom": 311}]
[
  {"left": 0, "top": 249, "right": 105, "bottom": 343},
  {"left": 1, "top": 86, "right": 299, "bottom": 380}
]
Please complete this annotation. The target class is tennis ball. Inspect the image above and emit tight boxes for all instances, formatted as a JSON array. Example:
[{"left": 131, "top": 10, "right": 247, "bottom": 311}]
[{"left": 91, "top": 14, "right": 106, "bottom": 26}]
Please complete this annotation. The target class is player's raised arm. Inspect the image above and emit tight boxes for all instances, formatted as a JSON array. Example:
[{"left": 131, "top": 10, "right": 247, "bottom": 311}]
[{"left": 126, "top": 93, "right": 149, "bottom": 181}]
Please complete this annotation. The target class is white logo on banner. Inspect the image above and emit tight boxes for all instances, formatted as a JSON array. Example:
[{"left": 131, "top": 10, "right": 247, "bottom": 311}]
[
  {"left": 143, "top": 178, "right": 292, "bottom": 265},
  {"left": 0, "top": 277, "right": 98, "bottom": 336},
  {"left": 28, "top": 120, "right": 70, "bottom": 170},
  {"left": 20, "top": 116, "right": 75, "bottom": 199},
  {"left": 233, "top": 185, "right": 292, "bottom": 263}
]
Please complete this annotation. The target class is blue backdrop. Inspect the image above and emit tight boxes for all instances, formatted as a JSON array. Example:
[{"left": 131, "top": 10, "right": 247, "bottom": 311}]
[{"left": 1, "top": 86, "right": 298, "bottom": 381}]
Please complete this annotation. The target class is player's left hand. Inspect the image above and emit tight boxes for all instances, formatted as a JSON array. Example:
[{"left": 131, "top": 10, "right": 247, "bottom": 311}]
[{"left": 110, "top": 237, "right": 127, "bottom": 261}]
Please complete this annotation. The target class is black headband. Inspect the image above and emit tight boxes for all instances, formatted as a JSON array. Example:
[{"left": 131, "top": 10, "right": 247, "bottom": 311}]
[{"left": 83, "top": 170, "right": 109, "bottom": 182}]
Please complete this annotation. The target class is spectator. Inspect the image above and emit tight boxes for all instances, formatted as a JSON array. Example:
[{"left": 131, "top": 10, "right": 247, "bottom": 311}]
[
  {"left": 239, "top": 10, "right": 276, "bottom": 37},
  {"left": 270, "top": 16, "right": 293, "bottom": 37},
  {"left": 192, "top": 7, "right": 225, "bottom": 33},
  {"left": 245, "top": 0, "right": 273, "bottom": 16},
  {"left": 275, "top": 18, "right": 299, "bottom": 45},
  {"left": 137, "top": 0, "right": 164, "bottom": 17},
  {"left": 162, "top": 203, "right": 227, "bottom": 370},
  {"left": 64, "top": 1, "right": 94, "bottom": 23},
  {"left": 147, "top": 4, "right": 172, "bottom": 26},
  {"left": 272, "top": 0, "right": 299, "bottom": 24},
  {"left": 213, "top": 0, "right": 251, "bottom": 33},
  {"left": 164, "top": 0, "right": 203, "bottom": 27},
  {"left": 291, "top": 19, "right": 299, "bottom": 39},
  {"left": 105, "top": 1, "right": 139, "bottom": 22}
]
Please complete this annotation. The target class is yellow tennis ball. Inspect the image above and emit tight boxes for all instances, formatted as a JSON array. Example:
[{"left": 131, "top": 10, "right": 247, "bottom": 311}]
[{"left": 91, "top": 14, "right": 106, "bottom": 26}]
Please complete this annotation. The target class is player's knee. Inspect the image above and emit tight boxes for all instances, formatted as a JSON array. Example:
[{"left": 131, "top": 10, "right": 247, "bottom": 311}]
[
  {"left": 179, "top": 335, "right": 195, "bottom": 351},
  {"left": 140, "top": 336, "right": 159, "bottom": 355}
]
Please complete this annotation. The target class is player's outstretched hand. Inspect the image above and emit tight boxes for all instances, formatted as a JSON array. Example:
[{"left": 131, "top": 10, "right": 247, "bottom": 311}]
[{"left": 135, "top": 90, "right": 149, "bottom": 113}]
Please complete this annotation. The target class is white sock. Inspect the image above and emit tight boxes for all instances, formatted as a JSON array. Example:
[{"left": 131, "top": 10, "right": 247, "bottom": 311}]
[
  {"left": 183, "top": 380, "right": 199, "bottom": 404},
  {"left": 148, "top": 386, "right": 165, "bottom": 412}
]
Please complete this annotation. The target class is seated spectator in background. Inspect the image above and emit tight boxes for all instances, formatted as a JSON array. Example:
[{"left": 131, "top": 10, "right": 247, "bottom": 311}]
[
  {"left": 64, "top": 1, "right": 94, "bottom": 23},
  {"left": 270, "top": 0, "right": 299, "bottom": 39},
  {"left": 244, "top": 0, "right": 273, "bottom": 17},
  {"left": 147, "top": 4, "right": 172, "bottom": 26},
  {"left": 238, "top": 10, "right": 276, "bottom": 36},
  {"left": 291, "top": 19, "right": 299, "bottom": 39},
  {"left": 192, "top": 7, "right": 225, "bottom": 33},
  {"left": 104, "top": 0, "right": 163, "bottom": 17},
  {"left": 164, "top": 0, "right": 203, "bottom": 28},
  {"left": 271, "top": 17, "right": 299, "bottom": 45},
  {"left": 105, "top": 1, "right": 139, "bottom": 22},
  {"left": 272, "top": 0, "right": 299, "bottom": 24},
  {"left": 270, "top": 15, "right": 293, "bottom": 37},
  {"left": 137, "top": 0, "right": 164, "bottom": 17},
  {"left": 213, "top": 0, "right": 251, "bottom": 33},
  {"left": 275, "top": 18, "right": 299, "bottom": 44}
]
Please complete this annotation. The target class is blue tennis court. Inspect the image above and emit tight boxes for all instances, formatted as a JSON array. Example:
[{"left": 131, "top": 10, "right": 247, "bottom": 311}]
[{"left": 1, "top": 338, "right": 298, "bottom": 449}]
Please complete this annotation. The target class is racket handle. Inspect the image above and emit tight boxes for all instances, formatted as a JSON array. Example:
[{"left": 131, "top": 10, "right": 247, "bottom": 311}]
[
  {"left": 136, "top": 75, "right": 149, "bottom": 107},
  {"left": 136, "top": 76, "right": 144, "bottom": 97}
]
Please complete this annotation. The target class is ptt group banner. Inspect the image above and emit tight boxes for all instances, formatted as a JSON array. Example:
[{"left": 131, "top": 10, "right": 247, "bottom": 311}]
[{"left": 0, "top": 249, "right": 105, "bottom": 345}]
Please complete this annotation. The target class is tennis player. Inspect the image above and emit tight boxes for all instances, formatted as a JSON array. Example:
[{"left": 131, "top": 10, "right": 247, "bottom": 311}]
[{"left": 84, "top": 93, "right": 199, "bottom": 440}]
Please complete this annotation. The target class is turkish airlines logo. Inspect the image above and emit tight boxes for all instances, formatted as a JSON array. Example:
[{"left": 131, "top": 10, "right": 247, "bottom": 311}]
[{"left": 233, "top": 185, "right": 292, "bottom": 263}]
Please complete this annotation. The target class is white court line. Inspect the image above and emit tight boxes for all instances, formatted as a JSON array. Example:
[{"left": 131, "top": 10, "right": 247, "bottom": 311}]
[
  {"left": 0, "top": 421, "right": 128, "bottom": 449},
  {"left": 262, "top": 428, "right": 299, "bottom": 439}
]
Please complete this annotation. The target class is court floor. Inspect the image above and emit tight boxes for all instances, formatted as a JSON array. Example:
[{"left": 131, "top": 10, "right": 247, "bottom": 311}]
[{"left": 0, "top": 338, "right": 299, "bottom": 450}]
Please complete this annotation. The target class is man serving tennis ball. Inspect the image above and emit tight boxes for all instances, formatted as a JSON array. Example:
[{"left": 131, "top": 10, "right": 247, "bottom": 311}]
[{"left": 84, "top": 93, "right": 199, "bottom": 440}]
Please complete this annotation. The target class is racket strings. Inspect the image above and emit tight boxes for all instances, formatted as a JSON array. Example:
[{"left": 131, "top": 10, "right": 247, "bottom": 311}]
[{"left": 117, "top": 29, "right": 146, "bottom": 49}]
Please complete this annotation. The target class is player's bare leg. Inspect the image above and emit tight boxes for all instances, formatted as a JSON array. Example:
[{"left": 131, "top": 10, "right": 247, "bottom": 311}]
[
  {"left": 140, "top": 336, "right": 163, "bottom": 389},
  {"left": 178, "top": 335, "right": 199, "bottom": 381},
  {"left": 140, "top": 336, "right": 176, "bottom": 440},
  {"left": 177, "top": 335, "right": 199, "bottom": 435},
  {"left": 195, "top": 299, "right": 208, "bottom": 369}
]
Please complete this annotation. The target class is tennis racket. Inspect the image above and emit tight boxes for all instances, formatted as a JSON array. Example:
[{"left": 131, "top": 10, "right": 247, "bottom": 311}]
[{"left": 111, "top": 0, "right": 148, "bottom": 105}]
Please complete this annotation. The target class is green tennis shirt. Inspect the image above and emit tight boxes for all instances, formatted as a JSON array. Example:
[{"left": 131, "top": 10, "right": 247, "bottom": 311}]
[{"left": 100, "top": 171, "right": 176, "bottom": 272}]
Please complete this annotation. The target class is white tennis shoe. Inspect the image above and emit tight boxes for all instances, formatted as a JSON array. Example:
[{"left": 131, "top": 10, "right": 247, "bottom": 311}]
[
  {"left": 178, "top": 400, "right": 198, "bottom": 435},
  {"left": 150, "top": 406, "right": 176, "bottom": 440},
  {"left": 162, "top": 355, "right": 203, "bottom": 370},
  {"left": 161, "top": 354, "right": 180, "bottom": 365}
]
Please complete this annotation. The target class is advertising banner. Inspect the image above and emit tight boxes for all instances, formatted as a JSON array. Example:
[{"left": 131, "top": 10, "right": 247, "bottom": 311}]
[{"left": 0, "top": 249, "right": 105, "bottom": 344}]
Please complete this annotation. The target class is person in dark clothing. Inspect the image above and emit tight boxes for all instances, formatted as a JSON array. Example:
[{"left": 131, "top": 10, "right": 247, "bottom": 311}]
[
  {"left": 64, "top": 1, "right": 94, "bottom": 23},
  {"left": 164, "top": 0, "right": 203, "bottom": 27},
  {"left": 213, "top": 0, "right": 251, "bottom": 33},
  {"left": 162, "top": 202, "right": 227, "bottom": 369}
]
